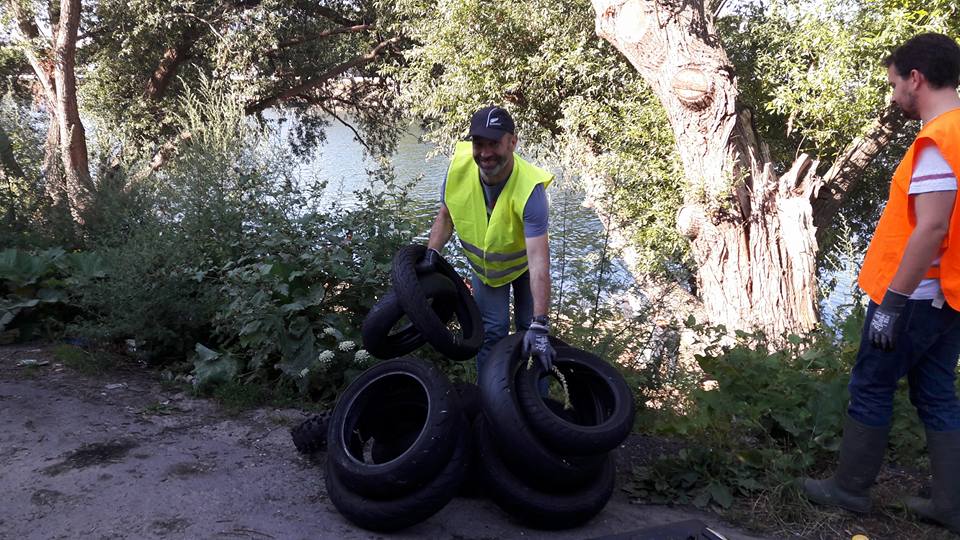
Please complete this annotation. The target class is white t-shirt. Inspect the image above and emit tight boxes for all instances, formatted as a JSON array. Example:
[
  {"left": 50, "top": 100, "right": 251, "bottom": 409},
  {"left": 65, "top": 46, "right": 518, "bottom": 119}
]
[{"left": 908, "top": 143, "right": 957, "bottom": 299}]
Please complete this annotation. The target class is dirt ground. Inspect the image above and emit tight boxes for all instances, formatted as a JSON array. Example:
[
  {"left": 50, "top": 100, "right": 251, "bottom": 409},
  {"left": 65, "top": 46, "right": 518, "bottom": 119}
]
[{"left": 0, "top": 343, "right": 772, "bottom": 540}]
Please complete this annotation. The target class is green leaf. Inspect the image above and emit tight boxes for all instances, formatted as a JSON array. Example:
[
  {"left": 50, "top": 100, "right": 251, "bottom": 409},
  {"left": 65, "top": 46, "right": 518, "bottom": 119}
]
[
  {"left": 239, "top": 320, "right": 261, "bottom": 336},
  {"left": 281, "top": 301, "right": 306, "bottom": 313},
  {"left": 35, "top": 288, "right": 67, "bottom": 303},
  {"left": 192, "top": 344, "right": 238, "bottom": 392},
  {"left": 287, "top": 316, "right": 311, "bottom": 337},
  {"left": 3, "top": 298, "right": 40, "bottom": 310},
  {"left": 708, "top": 482, "right": 733, "bottom": 508},
  {"left": 0, "top": 309, "right": 17, "bottom": 331}
]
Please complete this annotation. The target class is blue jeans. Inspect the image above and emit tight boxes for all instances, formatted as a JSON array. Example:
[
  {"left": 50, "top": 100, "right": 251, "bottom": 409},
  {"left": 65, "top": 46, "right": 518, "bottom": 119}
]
[
  {"left": 848, "top": 299, "right": 960, "bottom": 431},
  {"left": 471, "top": 271, "right": 533, "bottom": 372}
]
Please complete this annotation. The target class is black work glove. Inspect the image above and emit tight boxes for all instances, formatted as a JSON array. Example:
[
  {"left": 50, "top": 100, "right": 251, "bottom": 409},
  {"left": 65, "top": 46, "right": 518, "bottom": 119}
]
[
  {"left": 869, "top": 289, "right": 909, "bottom": 352},
  {"left": 415, "top": 248, "right": 441, "bottom": 274},
  {"left": 522, "top": 316, "right": 556, "bottom": 372}
]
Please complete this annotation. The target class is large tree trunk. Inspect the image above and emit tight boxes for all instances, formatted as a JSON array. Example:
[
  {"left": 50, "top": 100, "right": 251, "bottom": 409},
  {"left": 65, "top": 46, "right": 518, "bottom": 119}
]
[
  {"left": 9, "top": 0, "right": 92, "bottom": 226},
  {"left": 591, "top": 0, "right": 898, "bottom": 335},
  {"left": 54, "top": 0, "right": 93, "bottom": 225}
]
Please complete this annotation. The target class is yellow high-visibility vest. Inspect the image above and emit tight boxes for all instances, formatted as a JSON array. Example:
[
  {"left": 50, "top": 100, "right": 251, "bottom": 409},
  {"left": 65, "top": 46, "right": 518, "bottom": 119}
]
[{"left": 444, "top": 141, "right": 553, "bottom": 287}]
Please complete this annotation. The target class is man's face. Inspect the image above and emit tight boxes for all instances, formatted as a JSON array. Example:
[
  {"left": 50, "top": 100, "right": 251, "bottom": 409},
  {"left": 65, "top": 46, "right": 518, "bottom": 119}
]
[
  {"left": 472, "top": 133, "right": 517, "bottom": 181},
  {"left": 888, "top": 64, "right": 921, "bottom": 120}
]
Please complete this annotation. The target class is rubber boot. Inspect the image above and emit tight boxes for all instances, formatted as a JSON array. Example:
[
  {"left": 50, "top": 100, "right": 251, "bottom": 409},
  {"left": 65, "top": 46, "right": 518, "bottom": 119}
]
[
  {"left": 905, "top": 429, "right": 960, "bottom": 533},
  {"left": 801, "top": 415, "right": 890, "bottom": 513}
]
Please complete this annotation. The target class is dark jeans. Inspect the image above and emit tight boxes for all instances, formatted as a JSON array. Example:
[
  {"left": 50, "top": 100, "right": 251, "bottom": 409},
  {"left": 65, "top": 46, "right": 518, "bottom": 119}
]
[
  {"left": 471, "top": 271, "right": 533, "bottom": 372},
  {"left": 848, "top": 299, "right": 960, "bottom": 432}
]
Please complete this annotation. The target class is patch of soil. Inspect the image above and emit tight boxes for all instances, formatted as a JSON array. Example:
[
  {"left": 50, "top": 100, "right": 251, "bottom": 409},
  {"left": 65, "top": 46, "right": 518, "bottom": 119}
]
[
  {"left": 2, "top": 341, "right": 953, "bottom": 539},
  {"left": 42, "top": 440, "right": 139, "bottom": 476}
]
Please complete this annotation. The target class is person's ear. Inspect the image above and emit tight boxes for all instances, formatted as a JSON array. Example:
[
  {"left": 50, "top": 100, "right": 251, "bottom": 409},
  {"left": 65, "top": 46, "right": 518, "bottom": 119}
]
[{"left": 909, "top": 68, "right": 925, "bottom": 88}]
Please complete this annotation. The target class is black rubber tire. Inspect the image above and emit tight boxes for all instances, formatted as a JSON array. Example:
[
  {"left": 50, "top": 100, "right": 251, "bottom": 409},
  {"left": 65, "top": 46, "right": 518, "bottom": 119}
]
[
  {"left": 361, "top": 273, "right": 459, "bottom": 360},
  {"left": 515, "top": 344, "right": 636, "bottom": 456},
  {"left": 391, "top": 244, "right": 483, "bottom": 360},
  {"left": 325, "top": 416, "right": 472, "bottom": 532},
  {"left": 290, "top": 411, "right": 331, "bottom": 454},
  {"left": 474, "top": 415, "right": 615, "bottom": 530},
  {"left": 453, "top": 381, "right": 481, "bottom": 421},
  {"left": 326, "top": 357, "right": 464, "bottom": 499},
  {"left": 477, "top": 333, "right": 605, "bottom": 490}
]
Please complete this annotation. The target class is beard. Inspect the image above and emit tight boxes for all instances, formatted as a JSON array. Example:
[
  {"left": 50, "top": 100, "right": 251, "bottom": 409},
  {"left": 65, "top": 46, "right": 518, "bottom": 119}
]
[
  {"left": 898, "top": 92, "right": 921, "bottom": 120},
  {"left": 476, "top": 154, "right": 508, "bottom": 182}
]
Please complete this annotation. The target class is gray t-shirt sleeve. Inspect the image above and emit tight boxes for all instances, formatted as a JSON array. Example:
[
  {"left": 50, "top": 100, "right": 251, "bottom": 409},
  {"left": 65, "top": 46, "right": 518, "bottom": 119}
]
[
  {"left": 440, "top": 177, "right": 446, "bottom": 204},
  {"left": 523, "top": 184, "right": 549, "bottom": 237}
]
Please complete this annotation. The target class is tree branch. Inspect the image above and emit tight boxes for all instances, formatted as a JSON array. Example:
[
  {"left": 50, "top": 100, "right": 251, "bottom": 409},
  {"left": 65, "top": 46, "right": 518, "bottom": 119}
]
[
  {"left": 265, "top": 24, "right": 374, "bottom": 57},
  {"left": 144, "top": 27, "right": 204, "bottom": 100},
  {"left": 127, "top": 130, "right": 193, "bottom": 188},
  {"left": 244, "top": 36, "right": 400, "bottom": 115},
  {"left": 8, "top": 1, "right": 58, "bottom": 112},
  {"left": 318, "top": 103, "right": 370, "bottom": 151},
  {"left": 810, "top": 104, "right": 906, "bottom": 237}
]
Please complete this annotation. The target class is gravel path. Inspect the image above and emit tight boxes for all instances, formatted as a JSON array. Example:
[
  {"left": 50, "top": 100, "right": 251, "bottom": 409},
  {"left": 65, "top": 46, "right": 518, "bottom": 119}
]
[{"left": 0, "top": 344, "right": 769, "bottom": 540}]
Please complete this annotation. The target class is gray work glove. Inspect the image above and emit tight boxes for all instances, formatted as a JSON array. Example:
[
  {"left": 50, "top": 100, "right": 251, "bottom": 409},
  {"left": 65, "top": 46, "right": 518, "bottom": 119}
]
[
  {"left": 415, "top": 248, "right": 441, "bottom": 274},
  {"left": 869, "top": 289, "right": 909, "bottom": 352},
  {"left": 522, "top": 316, "right": 556, "bottom": 372}
]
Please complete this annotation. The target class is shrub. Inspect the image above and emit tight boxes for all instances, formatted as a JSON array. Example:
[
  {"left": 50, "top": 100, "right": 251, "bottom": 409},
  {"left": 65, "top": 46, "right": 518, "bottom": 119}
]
[
  {"left": 201, "top": 175, "right": 427, "bottom": 399},
  {"left": 67, "top": 226, "right": 220, "bottom": 362},
  {"left": 0, "top": 247, "right": 105, "bottom": 341},
  {"left": 628, "top": 307, "right": 928, "bottom": 511}
]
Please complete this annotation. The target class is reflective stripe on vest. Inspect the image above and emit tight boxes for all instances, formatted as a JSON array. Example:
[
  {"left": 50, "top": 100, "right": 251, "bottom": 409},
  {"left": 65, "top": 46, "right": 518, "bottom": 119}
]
[
  {"left": 459, "top": 239, "right": 526, "bottom": 263},
  {"left": 444, "top": 141, "right": 553, "bottom": 287},
  {"left": 858, "top": 108, "right": 960, "bottom": 308}
]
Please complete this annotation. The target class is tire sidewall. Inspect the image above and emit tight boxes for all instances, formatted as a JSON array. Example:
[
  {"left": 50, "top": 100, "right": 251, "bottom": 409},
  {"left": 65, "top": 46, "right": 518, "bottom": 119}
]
[
  {"left": 515, "top": 343, "right": 636, "bottom": 455},
  {"left": 477, "top": 333, "right": 604, "bottom": 489},
  {"left": 326, "top": 357, "right": 463, "bottom": 499}
]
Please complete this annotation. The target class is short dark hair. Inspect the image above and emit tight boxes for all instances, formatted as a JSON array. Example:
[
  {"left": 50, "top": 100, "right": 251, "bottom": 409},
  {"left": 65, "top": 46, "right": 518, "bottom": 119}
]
[{"left": 884, "top": 33, "right": 960, "bottom": 89}]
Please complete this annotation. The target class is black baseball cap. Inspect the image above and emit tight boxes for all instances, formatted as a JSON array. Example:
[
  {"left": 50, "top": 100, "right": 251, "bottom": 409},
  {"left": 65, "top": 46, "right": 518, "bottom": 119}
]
[{"left": 467, "top": 106, "right": 515, "bottom": 141}]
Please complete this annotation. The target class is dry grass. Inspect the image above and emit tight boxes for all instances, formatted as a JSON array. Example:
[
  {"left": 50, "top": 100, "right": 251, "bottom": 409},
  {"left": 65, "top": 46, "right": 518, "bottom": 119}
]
[{"left": 717, "top": 466, "right": 958, "bottom": 539}]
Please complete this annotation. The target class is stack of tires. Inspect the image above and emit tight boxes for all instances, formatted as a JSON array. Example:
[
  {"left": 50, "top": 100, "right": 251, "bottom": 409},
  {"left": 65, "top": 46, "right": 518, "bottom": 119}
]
[
  {"left": 324, "top": 245, "right": 483, "bottom": 532},
  {"left": 323, "top": 357, "right": 473, "bottom": 532},
  {"left": 321, "top": 244, "right": 634, "bottom": 532},
  {"left": 476, "top": 333, "right": 635, "bottom": 529}
]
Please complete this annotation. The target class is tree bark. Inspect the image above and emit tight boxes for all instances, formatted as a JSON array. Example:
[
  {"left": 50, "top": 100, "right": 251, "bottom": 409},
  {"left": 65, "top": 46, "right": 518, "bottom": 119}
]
[
  {"left": 54, "top": 0, "right": 93, "bottom": 225},
  {"left": 591, "top": 0, "right": 891, "bottom": 335},
  {"left": 9, "top": 0, "right": 92, "bottom": 226},
  {"left": 144, "top": 38, "right": 196, "bottom": 101}
]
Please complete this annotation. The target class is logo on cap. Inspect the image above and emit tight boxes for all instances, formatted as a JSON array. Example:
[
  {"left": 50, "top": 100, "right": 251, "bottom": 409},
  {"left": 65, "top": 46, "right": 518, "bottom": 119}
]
[{"left": 469, "top": 105, "right": 515, "bottom": 140}]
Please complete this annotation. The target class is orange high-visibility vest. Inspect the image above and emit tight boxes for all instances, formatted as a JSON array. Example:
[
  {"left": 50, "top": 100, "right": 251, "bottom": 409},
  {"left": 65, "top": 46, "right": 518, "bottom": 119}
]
[{"left": 858, "top": 108, "right": 960, "bottom": 308}]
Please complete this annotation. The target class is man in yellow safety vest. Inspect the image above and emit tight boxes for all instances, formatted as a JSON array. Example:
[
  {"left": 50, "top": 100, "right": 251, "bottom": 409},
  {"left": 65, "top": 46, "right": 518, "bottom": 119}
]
[{"left": 417, "top": 105, "right": 557, "bottom": 372}]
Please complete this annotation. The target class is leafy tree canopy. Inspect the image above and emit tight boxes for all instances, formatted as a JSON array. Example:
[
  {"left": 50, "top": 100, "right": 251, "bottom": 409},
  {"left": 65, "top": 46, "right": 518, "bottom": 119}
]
[
  {"left": 70, "top": 0, "right": 406, "bottom": 160},
  {"left": 382, "top": 0, "right": 960, "bottom": 277}
]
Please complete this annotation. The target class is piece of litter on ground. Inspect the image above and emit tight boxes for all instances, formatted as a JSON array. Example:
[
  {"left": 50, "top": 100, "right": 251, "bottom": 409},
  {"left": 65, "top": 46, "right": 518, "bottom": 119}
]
[
  {"left": 16, "top": 359, "right": 49, "bottom": 367},
  {"left": 104, "top": 383, "right": 128, "bottom": 390}
]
